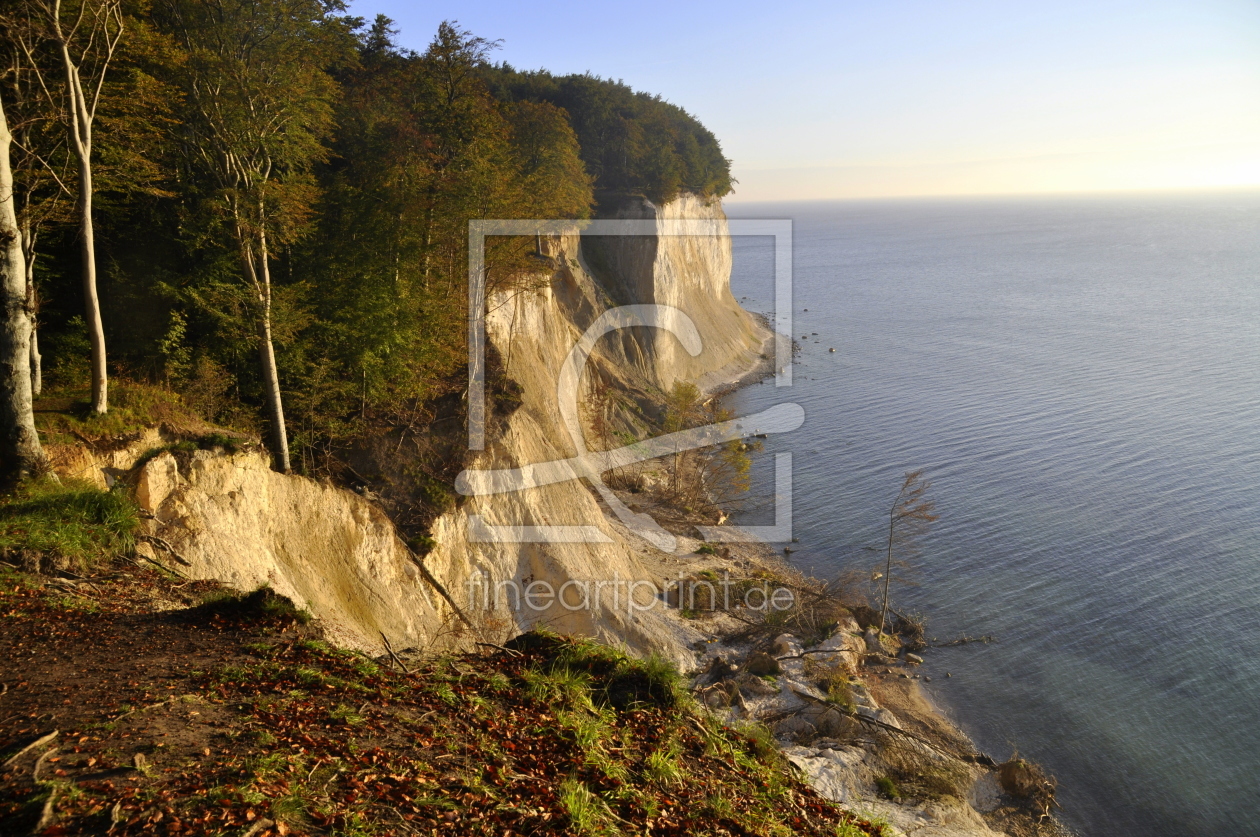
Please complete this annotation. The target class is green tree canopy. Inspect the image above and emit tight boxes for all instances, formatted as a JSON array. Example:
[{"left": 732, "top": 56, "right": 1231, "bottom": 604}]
[
  {"left": 15, "top": 9, "right": 733, "bottom": 486},
  {"left": 483, "top": 65, "right": 733, "bottom": 205}
]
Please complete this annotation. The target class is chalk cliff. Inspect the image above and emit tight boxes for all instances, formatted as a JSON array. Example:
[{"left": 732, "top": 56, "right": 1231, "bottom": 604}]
[
  {"left": 419, "top": 193, "right": 772, "bottom": 666},
  {"left": 579, "top": 192, "right": 768, "bottom": 391},
  {"left": 113, "top": 193, "right": 769, "bottom": 664}
]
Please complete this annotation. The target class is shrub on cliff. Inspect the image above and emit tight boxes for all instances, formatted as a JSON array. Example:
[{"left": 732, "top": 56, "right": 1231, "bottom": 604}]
[{"left": 657, "top": 381, "right": 752, "bottom": 517}]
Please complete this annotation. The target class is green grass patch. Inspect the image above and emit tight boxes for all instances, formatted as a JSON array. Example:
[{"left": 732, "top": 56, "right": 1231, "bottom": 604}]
[
  {"left": 522, "top": 665, "right": 595, "bottom": 710},
  {"left": 559, "top": 708, "right": 614, "bottom": 751},
  {"left": 0, "top": 478, "right": 139, "bottom": 569},
  {"left": 836, "top": 819, "right": 876, "bottom": 837},
  {"left": 509, "top": 632, "right": 688, "bottom": 713},
  {"left": 644, "top": 736, "right": 685, "bottom": 785},
  {"left": 34, "top": 381, "right": 209, "bottom": 445},
  {"left": 134, "top": 432, "right": 244, "bottom": 469},
  {"left": 875, "top": 776, "right": 900, "bottom": 800}
]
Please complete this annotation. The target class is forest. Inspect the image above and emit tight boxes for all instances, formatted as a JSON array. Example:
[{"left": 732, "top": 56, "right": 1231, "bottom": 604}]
[{"left": 0, "top": 0, "right": 732, "bottom": 488}]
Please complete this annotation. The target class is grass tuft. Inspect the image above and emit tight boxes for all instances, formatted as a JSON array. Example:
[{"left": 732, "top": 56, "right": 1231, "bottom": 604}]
[
  {"left": 515, "top": 632, "right": 687, "bottom": 711},
  {"left": 644, "top": 737, "right": 684, "bottom": 785},
  {"left": 522, "top": 664, "right": 594, "bottom": 710},
  {"left": 558, "top": 777, "right": 614, "bottom": 835},
  {"left": 0, "top": 479, "right": 138, "bottom": 570}
]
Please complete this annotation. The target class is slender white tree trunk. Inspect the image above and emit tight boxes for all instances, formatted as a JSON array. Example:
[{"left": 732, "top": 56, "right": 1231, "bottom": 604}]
[
  {"left": 256, "top": 228, "right": 289, "bottom": 473},
  {"left": 237, "top": 227, "right": 290, "bottom": 474},
  {"left": 54, "top": 7, "right": 113, "bottom": 414},
  {"left": 256, "top": 313, "right": 289, "bottom": 473},
  {"left": 0, "top": 92, "right": 47, "bottom": 483},
  {"left": 21, "top": 222, "right": 41, "bottom": 396},
  {"left": 76, "top": 156, "right": 106, "bottom": 412},
  {"left": 879, "top": 509, "right": 895, "bottom": 639}
]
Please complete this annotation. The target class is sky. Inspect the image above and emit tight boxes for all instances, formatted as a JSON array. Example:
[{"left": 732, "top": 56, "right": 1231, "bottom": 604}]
[{"left": 348, "top": 0, "right": 1260, "bottom": 202}]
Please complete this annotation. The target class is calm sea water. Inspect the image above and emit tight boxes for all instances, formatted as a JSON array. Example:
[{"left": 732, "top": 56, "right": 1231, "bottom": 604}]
[{"left": 723, "top": 192, "right": 1260, "bottom": 837}]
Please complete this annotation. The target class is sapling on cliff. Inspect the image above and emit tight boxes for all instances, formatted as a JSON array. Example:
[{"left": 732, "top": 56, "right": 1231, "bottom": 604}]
[
  {"left": 878, "top": 469, "right": 937, "bottom": 640},
  {"left": 660, "top": 380, "right": 752, "bottom": 515}
]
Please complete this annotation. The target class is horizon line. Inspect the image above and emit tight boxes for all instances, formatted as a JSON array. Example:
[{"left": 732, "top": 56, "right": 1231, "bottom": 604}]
[{"left": 721, "top": 183, "right": 1260, "bottom": 205}]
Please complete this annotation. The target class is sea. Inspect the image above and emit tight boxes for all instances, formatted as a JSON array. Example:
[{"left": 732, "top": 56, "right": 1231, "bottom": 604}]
[{"left": 723, "top": 191, "right": 1260, "bottom": 837}]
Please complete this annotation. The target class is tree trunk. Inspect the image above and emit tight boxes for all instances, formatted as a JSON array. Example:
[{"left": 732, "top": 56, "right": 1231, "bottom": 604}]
[
  {"left": 29, "top": 326, "right": 41, "bottom": 397},
  {"left": 257, "top": 227, "right": 290, "bottom": 473},
  {"left": 257, "top": 313, "right": 290, "bottom": 473},
  {"left": 0, "top": 93, "right": 48, "bottom": 485},
  {"left": 419, "top": 194, "right": 434, "bottom": 286},
  {"left": 879, "top": 508, "right": 895, "bottom": 639},
  {"left": 77, "top": 160, "right": 107, "bottom": 413},
  {"left": 239, "top": 226, "right": 290, "bottom": 474},
  {"left": 21, "top": 223, "right": 41, "bottom": 397},
  {"left": 56, "top": 28, "right": 108, "bottom": 414}
]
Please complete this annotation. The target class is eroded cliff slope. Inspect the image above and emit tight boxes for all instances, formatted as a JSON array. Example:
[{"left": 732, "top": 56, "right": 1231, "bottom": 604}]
[
  {"left": 424, "top": 193, "right": 772, "bottom": 666},
  {"left": 111, "top": 193, "right": 771, "bottom": 663}
]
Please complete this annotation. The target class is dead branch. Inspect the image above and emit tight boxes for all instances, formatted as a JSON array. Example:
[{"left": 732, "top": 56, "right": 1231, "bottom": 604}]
[
  {"left": 379, "top": 631, "right": 410, "bottom": 674},
  {"left": 929, "top": 635, "right": 996, "bottom": 648},
  {"left": 779, "top": 686, "right": 991, "bottom": 764},
  {"left": 135, "top": 534, "right": 192, "bottom": 566},
  {"left": 775, "top": 648, "right": 861, "bottom": 662},
  {"left": 132, "top": 554, "right": 187, "bottom": 579},
  {"left": 3, "top": 730, "right": 59, "bottom": 768},
  {"left": 407, "top": 554, "right": 482, "bottom": 640},
  {"left": 241, "top": 818, "right": 276, "bottom": 837},
  {"left": 109, "top": 697, "right": 175, "bottom": 723},
  {"left": 474, "top": 641, "right": 522, "bottom": 658}
]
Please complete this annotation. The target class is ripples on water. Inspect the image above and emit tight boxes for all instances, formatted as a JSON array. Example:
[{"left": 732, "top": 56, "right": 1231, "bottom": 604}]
[{"left": 724, "top": 192, "right": 1260, "bottom": 837}]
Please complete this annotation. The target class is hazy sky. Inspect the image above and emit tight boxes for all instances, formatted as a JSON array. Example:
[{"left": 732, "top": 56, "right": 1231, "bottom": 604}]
[{"left": 350, "top": 0, "right": 1260, "bottom": 201}]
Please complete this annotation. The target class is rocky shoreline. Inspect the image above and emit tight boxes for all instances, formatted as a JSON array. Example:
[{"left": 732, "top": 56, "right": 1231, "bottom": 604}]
[
  {"left": 672, "top": 287, "right": 1070, "bottom": 835},
  {"left": 657, "top": 530, "right": 1071, "bottom": 837}
]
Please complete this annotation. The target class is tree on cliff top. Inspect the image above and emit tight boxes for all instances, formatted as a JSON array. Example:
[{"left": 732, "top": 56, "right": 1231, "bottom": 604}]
[
  {"left": 9, "top": 0, "right": 130, "bottom": 415},
  {"left": 158, "top": 0, "right": 354, "bottom": 472}
]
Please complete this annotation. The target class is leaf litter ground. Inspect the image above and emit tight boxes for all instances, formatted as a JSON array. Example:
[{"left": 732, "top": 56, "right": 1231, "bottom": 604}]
[{"left": 0, "top": 563, "right": 884, "bottom": 836}]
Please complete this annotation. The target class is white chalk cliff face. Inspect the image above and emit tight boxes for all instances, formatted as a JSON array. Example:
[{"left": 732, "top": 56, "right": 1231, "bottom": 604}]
[
  {"left": 118, "top": 194, "right": 769, "bottom": 667},
  {"left": 134, "top": 448, "right": 444, "bottom": 652},
  {"left": 425, "top": 194, "right": 772, "bottom": 667},
  {"left": 102, "top": 195, "right": 1016, "bottom": 836},
  {"left": 577, "top": 193, "right": 767, "bottom": 392}
]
